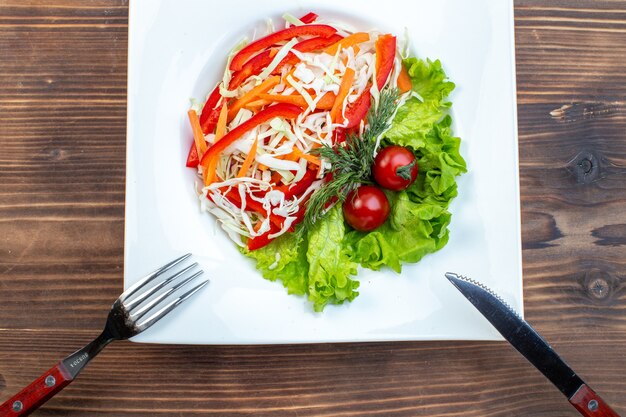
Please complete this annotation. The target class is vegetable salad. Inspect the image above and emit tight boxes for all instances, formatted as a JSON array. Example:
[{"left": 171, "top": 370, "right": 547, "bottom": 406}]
[{"left": 186, "top": 12, "right": 466, "bottom": 311}]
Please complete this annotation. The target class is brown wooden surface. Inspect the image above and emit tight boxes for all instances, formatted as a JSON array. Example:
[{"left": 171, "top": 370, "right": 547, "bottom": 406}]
[{"left": 1, "top": 0, "right": 625, "bottom": 415}]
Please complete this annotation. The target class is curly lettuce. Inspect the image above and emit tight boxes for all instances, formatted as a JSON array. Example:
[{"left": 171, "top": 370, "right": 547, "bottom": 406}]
[{"left": 244, "top": 56, "right": 465, "bottom": 311}]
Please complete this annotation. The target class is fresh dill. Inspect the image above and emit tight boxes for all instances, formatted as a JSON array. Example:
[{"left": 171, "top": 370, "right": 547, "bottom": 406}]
[{"left": 303, "top": 87, "right": 399, "bottom": 228}]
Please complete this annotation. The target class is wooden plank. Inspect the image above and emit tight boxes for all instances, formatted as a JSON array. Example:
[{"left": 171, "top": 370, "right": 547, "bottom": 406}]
[
  {"left": 0, "top": 0, "right": 625, "bottom": 415},
  {"left": 0, "top": 330, "right": 624, "bottom": 416}
]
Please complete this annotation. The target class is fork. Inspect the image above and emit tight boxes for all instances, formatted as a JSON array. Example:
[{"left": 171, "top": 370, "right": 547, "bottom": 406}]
[{"left": 0, "top": 253, "right": 207, "bottom": 416}]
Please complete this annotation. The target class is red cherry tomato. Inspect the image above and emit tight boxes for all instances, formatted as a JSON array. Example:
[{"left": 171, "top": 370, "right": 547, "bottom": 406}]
[
  {"left": 372, "top": 146, "right": 418, "bottom": 191},
  {"left": 343, "top": 185, "right": 390, "bottom": 232}
]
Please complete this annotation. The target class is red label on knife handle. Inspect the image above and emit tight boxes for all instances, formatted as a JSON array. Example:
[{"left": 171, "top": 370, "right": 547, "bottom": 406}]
[{"left": 569, "top": 384, "right": 621, "bottom": 417}]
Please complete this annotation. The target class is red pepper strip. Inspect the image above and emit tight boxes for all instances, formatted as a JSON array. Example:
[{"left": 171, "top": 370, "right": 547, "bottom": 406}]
[
  {"left": 276, "top": 169, "right": 317, "bottom": 199},
  {"left": 375, "top": 34, "right": 397, "bottom": 90},
  {"left": 247, "top": 223, "right": 281, "bottom": 251},
  {"left": 333, "top": 128, "right": 346, "bottom": 144},
  {"left": 199, "top": 103, "right": 303, "bottom": 176},
  {"left": 199, "top": 85, "right": 222, "bottom": 134},
  {"left": 295, "top": 33, "right": 343, "bottom": 52},
  {"left": 230, "top": 24, "right": 338, "bottom": 71},
  {"left": 344, "top": 87, "right": 372, "bottom": 128},
  {"left": 271, "top": 34, "right": 343, "bottom": 75},
  {"left": 232, "top": 34, "right": 344, "bottom": 88},
  {"left": 247, "top": 200, "right": 310, "bottom": 250},
  {"left": 229, "top": 49, "right": 276, "bottom": 90},
  {"left": 186, "top": 141, "right": 199, "bottom": 168},
  {"left": 299, "top": 12, "right": 318, "bottom": 24},
  {"left": 226, "top": 188, "right": 272, "bottom": 220}
]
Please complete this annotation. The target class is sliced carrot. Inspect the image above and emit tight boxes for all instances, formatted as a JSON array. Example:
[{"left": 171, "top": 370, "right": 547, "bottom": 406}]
[
  {"left": 237, "top": 138, "right": 259, "bottom": 178},
  {"left": 227, "top": 76, "right": 280, "bottom": 121},
  {"left": 330, "top": 67, "right": 356, "bottom": 123},
  {"left": 397, "top": 65, "right": 413, "bottom": 93},
  {"left": 324, "top": 32, "right": 369, "bottom": 56},
  {"left": 258, "top": 163, "right": 269, "bottom": 171},
  {"left": 214, "top": 103, "right": 229, "bottom": 142},
  {"left": 282, "top": 151, "right": 301, "bottom": 162},
  {"left": 259, "top": 92, "right": 336, "bottom": 110},
  {"left": 292, "top": 147, "right": 321, "bottom": 166},
  {"left": 315, "top": 93, "right": 337, "bottom": 110},
  {"left": 204, "top": 161, "right": 216, "bottom": 185},
  {"left": 271, "top": 171, "right": 283, "bottom": 186},
  {"left": 244, "top": 99, "right": 271, "bottom": 109},
  {"left": 187, "top": 110, "right": 208, "bottom": 157},
  {"left": 237, "top": 138, "right": 258, "bottom": 178}
]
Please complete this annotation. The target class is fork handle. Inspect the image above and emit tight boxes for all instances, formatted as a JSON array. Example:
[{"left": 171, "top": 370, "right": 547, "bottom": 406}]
[{"left": 0, "top": 362, "right": 74, "bottom": 416}]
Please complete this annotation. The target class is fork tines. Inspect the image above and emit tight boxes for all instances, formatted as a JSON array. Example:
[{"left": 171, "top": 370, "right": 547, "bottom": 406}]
[{"left": 120, "top": 253, "right": 207, "bottom": 331}]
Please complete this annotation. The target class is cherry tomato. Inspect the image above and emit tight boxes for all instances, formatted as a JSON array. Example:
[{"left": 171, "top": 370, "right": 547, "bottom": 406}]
[
  {"left": 343, "top": 185, "right": 390, "bottom": 232},
  {"left": 372, "top": 145, "right": 418, "bottom": 191}
]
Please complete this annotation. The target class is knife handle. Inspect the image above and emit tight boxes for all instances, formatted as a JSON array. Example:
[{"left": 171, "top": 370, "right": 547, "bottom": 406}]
[
  {"left": 0, "top": 362, "right": 74, "bottom": 416},
  {"left": 569, "top": 384, "right": 621, "bottom": 417}
]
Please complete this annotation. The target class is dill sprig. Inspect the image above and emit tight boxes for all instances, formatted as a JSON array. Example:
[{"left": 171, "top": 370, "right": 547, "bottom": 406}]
[{"left": 303, "top": 88, "right": 399, "bottom": 228}]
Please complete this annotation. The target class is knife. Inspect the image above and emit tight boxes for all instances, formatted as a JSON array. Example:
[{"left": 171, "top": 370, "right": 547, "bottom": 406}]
[{"left": 445, "top": 272, "right": 620, "bottom": 417}]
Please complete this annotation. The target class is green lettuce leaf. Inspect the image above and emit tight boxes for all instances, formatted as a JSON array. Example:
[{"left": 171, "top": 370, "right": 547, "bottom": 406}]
[
  {"left": 404, "top": 57, "right": 456, "bottom": 103},
  {"left": 242, "top": 231, "right": 308, "bottom": 296},
  {"left": 384, "top": 58, "right": 455, "bottom": 148},
  {"left": 345, "top": 192, "right": 451, "bottom": 273},
  {"left": 244, "top": 206, "right": 359, "bottom": 312},
  {"left": 345, "top": 56, "right": 464, "bottom": 273},
  {"left": 306, "top": 205, "right": 359, "bottom": 312},
  {"left": 407, "top": 115, "right": 467, "bottom": 206}
]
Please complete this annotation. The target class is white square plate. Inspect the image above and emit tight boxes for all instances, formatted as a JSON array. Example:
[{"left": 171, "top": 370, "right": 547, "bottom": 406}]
[{"left": 125, "top": 0, "right": 522, "bottom": 344}]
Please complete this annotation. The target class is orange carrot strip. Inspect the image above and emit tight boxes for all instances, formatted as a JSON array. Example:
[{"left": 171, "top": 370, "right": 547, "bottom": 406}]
[
  {"left": 214, "top": 103, "right": 229, "bottom": 142},
  {"left": 245, "top": 99, "right": 271, "bottom": 109},
  {"left": 282, "top": 151, "right": 301, "bottom": 162},
  {"left": 397, "top": 65, "right": 413, "bottom": 93},
  {"left": 237, "top": 138, "right": 258, "bottom": 178},
  {"left": 271, "top": 171, "right": 283, "bottom": 185},
  {"left": 330, "top": 67, "right": 356, "bottom": 123},
  {"left": 292, "top": 147, "right": 321, "bottom": 166},
  {"left": 187, "top": 110, "right": 208, "bottom": 157},
  {"left": 259, "top": 92, "right": 336, "bottom": 110},
  {"left": 227, "top": 76, "right": 280, "bottom": 120},
  {"left": 203, "top": 163, "right": 219, "bottom": 185},
  {"left": 324, "top": 32, "right": 369, "bottom": 56}
]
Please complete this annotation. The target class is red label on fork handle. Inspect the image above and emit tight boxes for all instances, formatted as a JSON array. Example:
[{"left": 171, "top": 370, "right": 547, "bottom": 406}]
[{"left": 0, "top": 362, "right": 74, "bottom": 416}]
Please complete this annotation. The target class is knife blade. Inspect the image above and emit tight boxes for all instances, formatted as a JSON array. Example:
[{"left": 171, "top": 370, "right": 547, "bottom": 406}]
[{"left": 445, "top": 272, "right": 620, "bottom": 417}]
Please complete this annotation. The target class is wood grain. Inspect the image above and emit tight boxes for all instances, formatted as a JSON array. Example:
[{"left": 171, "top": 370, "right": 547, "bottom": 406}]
[{"left": 1, "top": 0, "right": 625, "bottom": 416}]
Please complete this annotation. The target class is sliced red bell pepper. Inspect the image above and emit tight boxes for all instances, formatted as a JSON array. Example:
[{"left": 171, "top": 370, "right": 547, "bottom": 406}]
[
  {"left": 230, "top": 24, "right": 338, "bottom": 71},
  {"left": 229, "top": 49, "right": 276, "bottom": 89},
  {"left": 271, "top": 34, "right": 343, "bottom": 76},
  {"left": 276, "top": 169, "right": 317, "bottom": 199},
  {"left": 199, "top": 84, "right": 222, "bottom": 134},
  {"left": 211, "top": 187, "right": 281, "bottom": 227},
  {"left": 247, "top": 223, "right": 281, "bottom": 251},
  {"left": 224, "top": 188, "right": 270, "bottom": 218},
  {"left": 344, "top": 87, "right": 372, "bottom": 128},
  {"left": 186, "top": 141, "right": 199, "bottom": 168},
  {"left": 375, "top": 34, "right": 397, "bottom": 90},
  {"left": 294, "top": 33, "right": 343, "bottom": 52},
  {"left": 199, "top": 103, "right": 303, "bottom": 181},
  {"left": 299, "top": 12, "right": 318, "bottom": 24},
  {"left": 232, "top": 34, "right": 344, "bottom": 87},
  {"left": 333, "top": 128, "right": 346, "bottom": 144}
]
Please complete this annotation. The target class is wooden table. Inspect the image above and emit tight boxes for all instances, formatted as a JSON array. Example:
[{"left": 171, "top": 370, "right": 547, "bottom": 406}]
[{"left": 1, "top": 1, "right": 625, "bottom": 415}]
